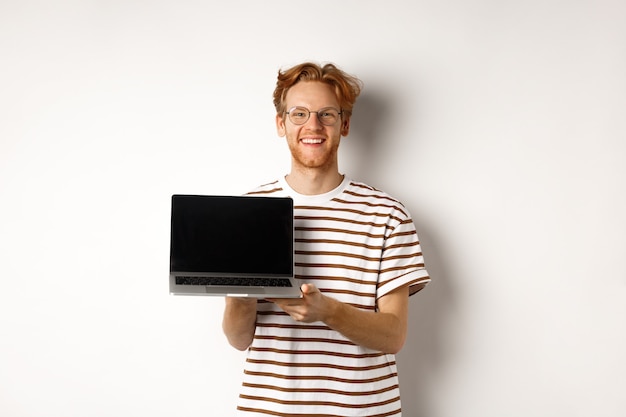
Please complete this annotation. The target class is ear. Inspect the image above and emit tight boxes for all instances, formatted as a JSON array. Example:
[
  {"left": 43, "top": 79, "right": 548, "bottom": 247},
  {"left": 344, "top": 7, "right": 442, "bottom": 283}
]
[
  {"left": 341, "top": 116, "right": 351, "bottom": 137},
  {"left": 276, "top": 113, "right": 286, "bottom": 137}
]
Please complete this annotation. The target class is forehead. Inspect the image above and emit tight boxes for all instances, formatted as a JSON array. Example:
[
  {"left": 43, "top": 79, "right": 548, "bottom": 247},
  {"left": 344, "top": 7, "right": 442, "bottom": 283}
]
[{"left": 285, "top": 81, "right": 339, "bottom": 108}]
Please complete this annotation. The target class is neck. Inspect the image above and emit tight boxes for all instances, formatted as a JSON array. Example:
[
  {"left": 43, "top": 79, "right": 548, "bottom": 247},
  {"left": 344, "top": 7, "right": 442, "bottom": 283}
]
[{"left": 285, "top": 168, "right": 344, "bottom": 195}]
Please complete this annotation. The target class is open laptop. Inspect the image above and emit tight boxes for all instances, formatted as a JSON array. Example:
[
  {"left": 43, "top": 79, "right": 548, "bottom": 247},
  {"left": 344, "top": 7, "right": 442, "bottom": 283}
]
[{"left": 169, "top": 194, "right": 301, "bottom": 298}]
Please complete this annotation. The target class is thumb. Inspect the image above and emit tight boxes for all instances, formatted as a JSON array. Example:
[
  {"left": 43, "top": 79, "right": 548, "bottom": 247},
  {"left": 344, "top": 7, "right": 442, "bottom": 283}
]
[{"left": 300, "top": 283, "right": 318, "bottom": 295}]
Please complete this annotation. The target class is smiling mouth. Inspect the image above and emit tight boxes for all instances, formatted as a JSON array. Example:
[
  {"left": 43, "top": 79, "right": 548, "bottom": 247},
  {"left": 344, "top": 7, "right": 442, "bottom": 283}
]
[{"left": 301, "top": 138, "right": 325, "bottom": 144}]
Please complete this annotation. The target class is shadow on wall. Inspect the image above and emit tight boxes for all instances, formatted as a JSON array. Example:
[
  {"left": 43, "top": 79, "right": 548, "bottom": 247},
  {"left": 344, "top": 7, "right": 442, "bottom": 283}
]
[
  {"left": 346, "top": 88, "right": 454, "bottom": 417},
  {"left": 398, "top": 225, "right": 454, "bottom": 417},
  {"left": 341, "top": 89, "right": 393, "bottom": 183}
]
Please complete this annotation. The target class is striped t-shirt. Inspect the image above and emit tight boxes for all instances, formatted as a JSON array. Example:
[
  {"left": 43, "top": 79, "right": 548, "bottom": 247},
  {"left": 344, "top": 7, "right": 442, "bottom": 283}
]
[{"left": 236, "top": 176, "right": 430, "bottom": 417}]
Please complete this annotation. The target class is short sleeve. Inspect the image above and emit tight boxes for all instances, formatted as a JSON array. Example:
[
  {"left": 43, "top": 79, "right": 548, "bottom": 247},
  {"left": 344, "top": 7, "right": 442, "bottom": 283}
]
[{"left": 376, "top": 210, "right": 430, "bottom": 299}]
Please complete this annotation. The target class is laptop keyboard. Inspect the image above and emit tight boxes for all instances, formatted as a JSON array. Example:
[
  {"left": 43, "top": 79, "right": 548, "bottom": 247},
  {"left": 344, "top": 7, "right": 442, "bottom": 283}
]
[{"left": 175, "top": 276, "right": 293, "bottom": 287}]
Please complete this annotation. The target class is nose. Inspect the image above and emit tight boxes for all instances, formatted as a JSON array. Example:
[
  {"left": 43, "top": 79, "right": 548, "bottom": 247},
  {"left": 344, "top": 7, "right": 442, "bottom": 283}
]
[{"left": 304, "top": 111, "right": 324, "bottom": 129}]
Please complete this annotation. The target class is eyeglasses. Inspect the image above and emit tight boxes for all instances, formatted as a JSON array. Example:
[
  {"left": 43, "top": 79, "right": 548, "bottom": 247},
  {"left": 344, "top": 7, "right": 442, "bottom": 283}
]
[{"left": 285, "top": 106, "right": 342, "bottom": 126}]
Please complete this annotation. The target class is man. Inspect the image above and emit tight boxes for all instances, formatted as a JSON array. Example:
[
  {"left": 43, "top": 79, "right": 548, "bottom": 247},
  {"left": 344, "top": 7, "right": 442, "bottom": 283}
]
[{"left": 222, "top": 62, "right": 430, "bottom": 416}]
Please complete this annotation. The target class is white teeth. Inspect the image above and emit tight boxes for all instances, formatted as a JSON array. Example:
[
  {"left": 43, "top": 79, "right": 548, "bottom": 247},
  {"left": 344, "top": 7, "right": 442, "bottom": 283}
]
[{"left": 301, "top": 138, "right": 323, "bottom": 144}]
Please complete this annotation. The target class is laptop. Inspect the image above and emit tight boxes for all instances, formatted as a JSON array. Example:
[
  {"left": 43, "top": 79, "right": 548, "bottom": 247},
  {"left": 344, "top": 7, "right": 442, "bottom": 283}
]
[{"left": 169, "top": 194, "right": 302, "bottom": 298}]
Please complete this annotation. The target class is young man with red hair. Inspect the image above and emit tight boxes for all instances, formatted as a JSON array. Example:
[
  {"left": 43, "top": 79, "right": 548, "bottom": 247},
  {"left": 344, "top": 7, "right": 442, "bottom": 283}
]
[{"left": 223, "top": 62, "right": 430, "bottom": 416}]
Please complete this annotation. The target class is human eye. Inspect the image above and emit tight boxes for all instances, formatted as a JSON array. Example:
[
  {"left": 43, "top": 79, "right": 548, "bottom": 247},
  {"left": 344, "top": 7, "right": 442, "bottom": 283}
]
[
  {"left": 288, "top": 107, "right": 309, "bottom": 124},
  {"left": 319, "top": 108, "right": 339, "bottom": 123}
]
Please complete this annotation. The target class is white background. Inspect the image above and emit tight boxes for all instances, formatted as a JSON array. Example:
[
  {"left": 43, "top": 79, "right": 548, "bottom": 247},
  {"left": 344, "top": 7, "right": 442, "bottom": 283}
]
[{"left": 1, "top": 1, "right": 625, "bottom": 416}]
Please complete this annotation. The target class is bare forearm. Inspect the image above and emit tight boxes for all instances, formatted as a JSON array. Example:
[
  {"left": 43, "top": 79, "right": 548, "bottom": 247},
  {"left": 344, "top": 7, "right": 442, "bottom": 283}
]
[
  {"left": 222, "top": 297, "right": 257, "bottom": 351},
  {"left": 324, "top": 298, "right": 407, "bottom": 354},
  {"left": 271, "top": 284, "right": 409, "bottom": 354}
]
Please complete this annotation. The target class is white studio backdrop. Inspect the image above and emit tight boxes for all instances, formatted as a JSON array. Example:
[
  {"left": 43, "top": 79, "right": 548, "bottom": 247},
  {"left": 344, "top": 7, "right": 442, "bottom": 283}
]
[{"left": 1, "top": 1, "right": 625, "bottom": 416}]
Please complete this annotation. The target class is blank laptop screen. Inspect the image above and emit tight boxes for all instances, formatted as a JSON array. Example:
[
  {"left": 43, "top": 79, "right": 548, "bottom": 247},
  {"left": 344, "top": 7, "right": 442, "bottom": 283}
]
[{"left": 170, "top": 195, "right": 293, "bottom": 277}]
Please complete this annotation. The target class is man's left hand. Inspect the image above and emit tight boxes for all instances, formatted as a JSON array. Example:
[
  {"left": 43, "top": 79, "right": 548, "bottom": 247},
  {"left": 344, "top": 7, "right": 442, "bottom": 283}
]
[{"left": 268, "top": 283, "right": 334, "bottom": 323}]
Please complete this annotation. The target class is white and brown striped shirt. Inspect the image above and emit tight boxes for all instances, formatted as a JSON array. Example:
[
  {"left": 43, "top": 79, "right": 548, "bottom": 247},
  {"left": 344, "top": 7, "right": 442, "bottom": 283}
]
[{"left": 236, "top": 176, "right": 430, "bottom": 416}]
